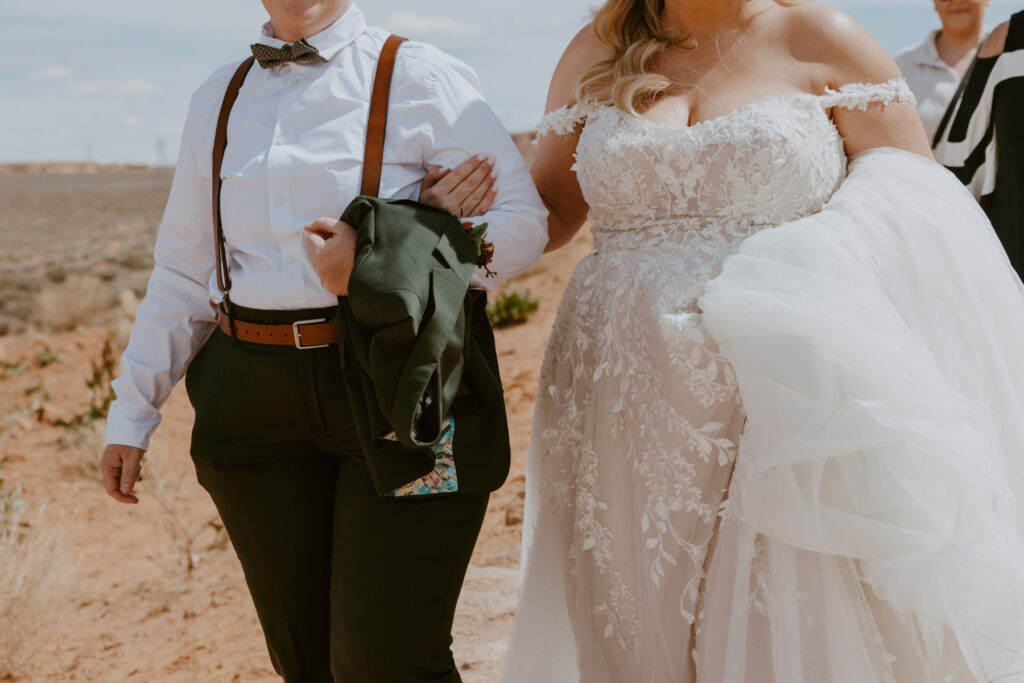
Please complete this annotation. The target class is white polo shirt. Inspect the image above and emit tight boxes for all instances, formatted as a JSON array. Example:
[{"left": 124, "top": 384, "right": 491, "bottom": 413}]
[{"left": 895, "top": 30, "right": 965, "bottom": 142}]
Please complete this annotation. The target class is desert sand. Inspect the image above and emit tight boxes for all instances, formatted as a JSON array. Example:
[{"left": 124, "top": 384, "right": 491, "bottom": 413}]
[{"left": 0, "top": 155, "right": 592, "bottom": 682}]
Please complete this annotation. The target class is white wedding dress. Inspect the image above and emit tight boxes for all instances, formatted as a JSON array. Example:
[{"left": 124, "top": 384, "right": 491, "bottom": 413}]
[{"left": 501, "top": 79, "right": 1024, "bottom": 683}]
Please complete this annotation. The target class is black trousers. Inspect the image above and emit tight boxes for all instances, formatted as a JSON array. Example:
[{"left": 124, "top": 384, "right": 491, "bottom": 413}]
[{"left": 185, "top": 304, "right": 489, "bottom": 683}]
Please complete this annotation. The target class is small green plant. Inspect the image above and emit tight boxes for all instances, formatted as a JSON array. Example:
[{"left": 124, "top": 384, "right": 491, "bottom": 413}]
[
  {"left": 34, "top": 349, "right": 57, "bottom": 368},
  {"left": 1, "top": 360, "right": 26, "bottom": 381},
  {"left": 486, "top": 289, "right": 540, "bottom": 328},
  {"left": 0, "top": 456, "right": 25, "bottom": 536}
]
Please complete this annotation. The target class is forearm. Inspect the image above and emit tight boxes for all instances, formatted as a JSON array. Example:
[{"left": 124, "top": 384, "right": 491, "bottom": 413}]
[
  {"left": 414, "top": 54, "right": 549, "bottom": 290},
  {"left": 542, "top": 200, "right": 588, "bottom": 253},
  {"left": 534, "top": 163, "right": 589, "bottom": 254},
  {"left": 106, "top": 264, "right": 217, "bottom": 450}
]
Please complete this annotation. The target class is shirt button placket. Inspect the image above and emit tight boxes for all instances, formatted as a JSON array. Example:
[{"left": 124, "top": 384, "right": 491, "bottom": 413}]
[{"left": 267, "top": 72, "right": 294, "bottom": 300}]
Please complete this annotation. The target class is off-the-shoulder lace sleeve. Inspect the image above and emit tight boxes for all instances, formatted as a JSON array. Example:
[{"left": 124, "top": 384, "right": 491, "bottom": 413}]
[
  {"left": 536, "top": 103, "right": 593, "bottom": 138},
  {"left": 817, "top": 78, "right": 916, "bottom": 111}
]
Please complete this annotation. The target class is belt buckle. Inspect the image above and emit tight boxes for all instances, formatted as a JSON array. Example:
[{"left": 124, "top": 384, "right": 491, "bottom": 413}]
[{"left": 292, "top": 318, "right": 328, "bottom": 350}]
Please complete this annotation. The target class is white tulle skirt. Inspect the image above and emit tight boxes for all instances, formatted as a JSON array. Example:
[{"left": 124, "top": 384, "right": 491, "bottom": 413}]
[
  {"left": 697, "top": 149, "right": 1024, "bottom": 683},
  {"left": 503, "top": 149, "right": 1024, "bottom": 683}
]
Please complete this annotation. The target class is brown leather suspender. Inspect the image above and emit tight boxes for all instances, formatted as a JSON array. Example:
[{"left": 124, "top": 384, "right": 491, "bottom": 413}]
[
  {"left": 212, "top": 55, "right": 256, "bottom": 299},
  {"left": 361, "top": 34, "right": 407, "bottom": 198},
  {"left": 210, "top": 34, "right": 407, "bottom": 337}
]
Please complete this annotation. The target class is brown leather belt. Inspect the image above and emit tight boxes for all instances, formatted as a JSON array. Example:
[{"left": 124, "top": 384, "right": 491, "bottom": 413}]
[{"left": 217, "top": 309, "right": 338, "bottom": 349}]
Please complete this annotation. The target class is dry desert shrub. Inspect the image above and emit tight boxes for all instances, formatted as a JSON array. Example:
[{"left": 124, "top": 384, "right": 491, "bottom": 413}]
[
  {"left": 34, "top": 272, "right": 116, "bottom": 332},
  {"left": 0, "top": 459, "right": 25, "bottom": 528},
  {"left": 50, "top": 338, "right": 117, "bottom": 433},
  {"left": 53, "top": 339, "right": 120, "bottom": 479},
  {"left": 55, "top": 420, "right": 104, "bottom": 480},
  {"left": 0, "top": 491, "right": 71, "bottom": 679},
  {"left": 144, "top": 456, "right": 227, "bottom": 576}
]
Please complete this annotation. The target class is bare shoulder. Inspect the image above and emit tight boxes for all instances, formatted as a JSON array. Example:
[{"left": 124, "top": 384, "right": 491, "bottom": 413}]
[
  {"left": 776, "top": 3, "right": 931, "bottom": 158},
  {"left": 980, "top": 21, "right": 1010, "bottom": 59},
  {"left": 778, "top": 2, "right": 901, "bottom": 89},
  {"left": 546, "top": 25, "right": 613, "bottom": 109},
  {"left": 558, "top": 25, "right": 611, "bottom": 79}
]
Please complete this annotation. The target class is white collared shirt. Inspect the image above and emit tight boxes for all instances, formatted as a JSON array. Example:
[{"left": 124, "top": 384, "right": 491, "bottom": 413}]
[
  {"left": 895, "top": 30, "right": 973, "bottom": 142},
  {"left": 106, "top": 5, "right": 548, "bottom": 450}
]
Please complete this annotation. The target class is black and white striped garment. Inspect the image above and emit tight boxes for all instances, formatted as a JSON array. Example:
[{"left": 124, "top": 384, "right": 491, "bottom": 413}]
[{"left": 937, "top": 11, "right": 1024, "bottom": 275}]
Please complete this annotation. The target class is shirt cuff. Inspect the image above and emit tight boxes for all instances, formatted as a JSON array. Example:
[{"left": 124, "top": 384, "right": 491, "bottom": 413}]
[{"left": 104, "top": 401, "right": 160, "bottom": 452}]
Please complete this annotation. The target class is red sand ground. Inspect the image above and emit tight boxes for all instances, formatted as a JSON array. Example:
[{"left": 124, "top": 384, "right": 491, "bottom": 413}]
[{"left": 0, "top": 228, "right": 592, "bottom": 682}]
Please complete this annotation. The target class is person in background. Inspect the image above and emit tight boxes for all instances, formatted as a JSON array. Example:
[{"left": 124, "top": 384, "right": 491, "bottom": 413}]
[
  {"left": 895, "top": 0, "right": 989, "bottom": 141},
  {"left": 936, "top": 12, "right": 1024, "bottom": 276}
]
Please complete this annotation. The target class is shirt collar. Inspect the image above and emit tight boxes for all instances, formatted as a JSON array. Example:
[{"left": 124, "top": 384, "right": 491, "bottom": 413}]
[
  {"left": 256, "top": 3, "right": 367, "bottom": 63},
  {"left": 914, "top": 30, "right": 947, "bottom": 68}
]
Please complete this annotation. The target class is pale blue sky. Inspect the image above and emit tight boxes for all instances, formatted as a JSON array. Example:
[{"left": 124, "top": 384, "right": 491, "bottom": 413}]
[{"left": 1, "top": 1, "right": 1019, "bottom": 163}]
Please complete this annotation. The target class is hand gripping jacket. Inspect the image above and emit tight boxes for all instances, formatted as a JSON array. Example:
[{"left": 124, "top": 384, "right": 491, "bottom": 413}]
[{"left": 212, "top": 36, "right": 511, "bottom": 498}]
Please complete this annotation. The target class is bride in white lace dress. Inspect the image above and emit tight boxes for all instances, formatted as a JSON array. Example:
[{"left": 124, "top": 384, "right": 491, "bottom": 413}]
[{"left": 502, "top": 1, "right": 1024, "bottom": 682}]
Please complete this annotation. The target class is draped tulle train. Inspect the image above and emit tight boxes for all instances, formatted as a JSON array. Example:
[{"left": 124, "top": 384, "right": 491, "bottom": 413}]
[{"left": 697, "top": 149, "right": 1024, "bottom": 683}]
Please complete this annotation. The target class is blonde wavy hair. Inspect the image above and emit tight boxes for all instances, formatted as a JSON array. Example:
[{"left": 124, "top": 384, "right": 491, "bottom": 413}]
[{"left": 577, "top": 0, "right": 806, "bottom": 115}]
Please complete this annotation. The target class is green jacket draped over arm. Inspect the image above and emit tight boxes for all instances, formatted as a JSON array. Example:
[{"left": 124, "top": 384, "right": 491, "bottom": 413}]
[{"left": 336, "top": 197, "right": 511, "bottom": 497}]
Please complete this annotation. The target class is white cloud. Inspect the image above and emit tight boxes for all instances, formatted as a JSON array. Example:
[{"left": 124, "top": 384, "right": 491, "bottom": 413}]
[
  {"left": 67, "top": 78, "right": 158, "bottom": 97},
  {"left": 29, "top": 65, "right": 72, "bottom": 81},
  {"left": 120, "top": 115, "right": 145, "bottom": 129},
  {"left": 386, "top": 13, "right": 481, "bottom": 43}
]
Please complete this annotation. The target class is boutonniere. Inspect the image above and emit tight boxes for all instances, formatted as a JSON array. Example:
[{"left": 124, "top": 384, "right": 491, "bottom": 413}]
[{"left": 461, "top": 221, "right": 496, "bottom": 278}]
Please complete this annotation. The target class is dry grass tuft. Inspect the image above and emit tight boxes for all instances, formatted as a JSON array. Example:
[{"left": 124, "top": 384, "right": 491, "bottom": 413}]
[
  {"left": 34, "top": 273, "right": 116, "bottom": 333},
  {"left": 144, "top": 457, "right": 227, "bottom": 576},
  {"left": 55, "top": 420, "right": 104, "bottom": 480},
  {"left": 0, "top": 497, "right": 71, "bottom": 679}
]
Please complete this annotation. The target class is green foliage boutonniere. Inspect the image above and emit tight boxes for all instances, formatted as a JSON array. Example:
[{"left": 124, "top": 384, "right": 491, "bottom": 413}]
[{"left": 461, "top": 221, "right": 496, "bottom": 278}]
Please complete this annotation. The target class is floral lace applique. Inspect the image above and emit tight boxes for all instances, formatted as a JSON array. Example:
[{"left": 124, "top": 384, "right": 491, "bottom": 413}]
[
  {"left": 535, "top": 102, "right": 594, "bottom": 138},
  {"left": 817, "top": 78, "right": 916, "bottom": 111}
]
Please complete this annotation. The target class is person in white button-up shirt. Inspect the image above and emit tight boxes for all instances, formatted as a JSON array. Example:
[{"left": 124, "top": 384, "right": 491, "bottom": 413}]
[
  {"left": 895, "top": 0, "right": 990, "bottom": 142},
  {"left": 98, "top": 1, "right": 548, "bottom": 680},
  {"left": 104, "top": 5, "right": 547, "bottom": 455}
]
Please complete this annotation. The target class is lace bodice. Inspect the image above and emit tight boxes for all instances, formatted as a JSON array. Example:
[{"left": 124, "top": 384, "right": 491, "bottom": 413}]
[{"left": 538, "top": 80, "right": 914, "bottom": 252}]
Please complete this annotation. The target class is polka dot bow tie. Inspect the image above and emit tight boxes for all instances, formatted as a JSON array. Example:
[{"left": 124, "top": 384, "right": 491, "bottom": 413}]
[{"left": 250, "top": 38, "right": 328, "bottom": 69}]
